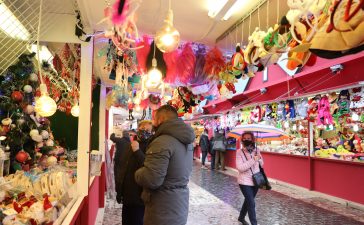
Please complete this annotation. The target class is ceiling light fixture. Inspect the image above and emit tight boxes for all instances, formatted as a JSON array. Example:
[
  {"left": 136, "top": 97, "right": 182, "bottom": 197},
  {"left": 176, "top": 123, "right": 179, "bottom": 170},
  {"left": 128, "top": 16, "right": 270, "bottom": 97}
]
[
  {"left": 222, "top": 0, "right": 245, "bottom": 21},
  {"left": 208, "top": 0, "right": 246, "bottom": 21},
  {"left": 208, "top": 0, "right": 228, "bottom": 18},
  {"left": 0, "top": 1, "right": 30, "bottom": 40},
  {"left": 155, "top": 0, "right": 180, "bottom": 53}
]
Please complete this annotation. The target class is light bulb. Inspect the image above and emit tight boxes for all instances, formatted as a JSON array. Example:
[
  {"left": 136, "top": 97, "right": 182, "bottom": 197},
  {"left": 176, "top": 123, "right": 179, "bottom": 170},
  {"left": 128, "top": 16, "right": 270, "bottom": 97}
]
[
  {"left": 353, "top": 124, "right": 359, "bottom": 132},
  {"left": 146, "top": 68, "right": 162, "bottom": 88},
  {"left": 71, "top": 105, "right": 80, "bottom": 117},
  {"left": 155, "top": 9, "right": 180, "bottom": 53},
  {"left": 292, "top": 124, "right": 297, "bottom": 131},
  {"left": 35, "top": 84, "right": 57, "bottom": 117},
  {"left": 352, "top": 113, "right": 359, "bottom": 121},
  {"left": 284, "top": 121, "right": 289, "bottom": 128}
]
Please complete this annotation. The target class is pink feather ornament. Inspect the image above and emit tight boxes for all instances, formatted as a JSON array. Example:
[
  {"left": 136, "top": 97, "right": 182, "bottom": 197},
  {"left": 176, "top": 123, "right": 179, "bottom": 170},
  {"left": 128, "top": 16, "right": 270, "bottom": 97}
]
[
  {"left": 111, "top": 0, "right": 130, "bottom": 25},
  {"left": 177, "top": 43, "right": 196, "bottom": 85},
  {"left": 136, "top": 36, "right": 151, "bottom": 74},
  {"left": 163, "top": 49, "right": 179, "bottom": 84},
  {"left": 204, "top": 47, "right": 225, "bottom": 79}
]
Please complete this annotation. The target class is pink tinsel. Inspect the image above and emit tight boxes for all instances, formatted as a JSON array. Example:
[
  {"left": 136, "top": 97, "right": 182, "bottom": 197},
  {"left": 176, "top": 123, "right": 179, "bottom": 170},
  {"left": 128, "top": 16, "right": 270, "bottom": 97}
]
[
  {"left": 203, "top": 47, "right": 225, "bottom": 79},
  {"left": 136, "top": 36, "right": 150, "bottom": 74},
  {"left": 163, "top": 49, "right": 179, "bottom": 84},
  {"left": 111, "top": 0, "right": 130, "bottom": 25},
  {"left": 177, "top": 43, "right": 196, "bottom": 85}
]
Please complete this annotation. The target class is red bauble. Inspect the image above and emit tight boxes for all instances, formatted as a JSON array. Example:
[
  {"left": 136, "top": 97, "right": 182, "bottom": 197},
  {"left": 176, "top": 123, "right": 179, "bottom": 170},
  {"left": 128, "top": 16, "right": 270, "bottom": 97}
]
[
  {"left": 11, "top": 91, "right": 23, "bottom": 102},
  {"left": 16, "top": 150, "right": 29, "bottom": 163},
  {"left": 35, "top": 90, "right": 41, "bottom": 97}
]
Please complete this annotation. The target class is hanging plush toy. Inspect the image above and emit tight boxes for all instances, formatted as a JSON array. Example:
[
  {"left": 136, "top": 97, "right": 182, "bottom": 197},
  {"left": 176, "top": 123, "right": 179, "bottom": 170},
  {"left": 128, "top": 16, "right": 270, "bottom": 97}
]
[
  {"left": 297, "top": 98, "right": 308, "bottom": 119},
  {"left": 204, "top": 47, "right": 225, "bottom": 80},
  {"left": 350, "top": 87, "right": 364, "bottom": 109},
  {"left": 328, "top": 92, "right": 339, "bottom": 115},
  {"left": 317, "top": 95, "right": 333, "bottom": 126},
  {"left": 285, "top": 100, "right": 296, "bottom": 119},
  {"left": 250, "top": 106, "right": 262, "bottom": 123},
  {"left": 277, "top": 102, "right": 285, "bottom": 121},
  {"left": 307, "top": 97, "right": 319, "bottom": 121},
  {"left": 271, "top": 103, "right": 278, "bottom": 119},
  {"left": 337, "top": 90, "right": 351, "bottom": 117},
  {"left": 231, "top": 44, "right": 247, "bottom": 79},
  {"left": 264, "top": 104, "right": 273, "bottom": 120}
]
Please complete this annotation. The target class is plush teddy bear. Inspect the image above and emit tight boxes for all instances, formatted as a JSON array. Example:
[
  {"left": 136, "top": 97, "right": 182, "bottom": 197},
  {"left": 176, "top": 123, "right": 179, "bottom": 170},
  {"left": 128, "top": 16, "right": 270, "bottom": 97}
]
[{"left": 337, "top": 89, "right": 350, "bottom": 117}]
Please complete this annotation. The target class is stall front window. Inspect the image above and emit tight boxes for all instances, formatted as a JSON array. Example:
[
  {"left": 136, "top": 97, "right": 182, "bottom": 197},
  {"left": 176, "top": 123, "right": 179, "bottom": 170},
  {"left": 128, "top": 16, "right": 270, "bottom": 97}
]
[{"left": 312, "top": 88, "right": 364, "bottom": 163}]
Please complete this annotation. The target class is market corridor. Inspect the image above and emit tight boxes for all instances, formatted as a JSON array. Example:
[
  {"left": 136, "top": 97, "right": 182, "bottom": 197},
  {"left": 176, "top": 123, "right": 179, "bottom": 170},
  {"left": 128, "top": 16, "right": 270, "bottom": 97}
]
[{"left": 101, "top": 162, "right": 364, "bottom": 225}]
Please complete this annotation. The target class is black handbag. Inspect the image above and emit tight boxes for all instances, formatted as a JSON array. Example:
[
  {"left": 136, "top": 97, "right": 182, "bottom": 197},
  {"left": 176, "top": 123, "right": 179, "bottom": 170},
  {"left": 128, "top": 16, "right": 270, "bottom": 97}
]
[{"left": 242, "top": 150, "right": 271, "bottom": 190}]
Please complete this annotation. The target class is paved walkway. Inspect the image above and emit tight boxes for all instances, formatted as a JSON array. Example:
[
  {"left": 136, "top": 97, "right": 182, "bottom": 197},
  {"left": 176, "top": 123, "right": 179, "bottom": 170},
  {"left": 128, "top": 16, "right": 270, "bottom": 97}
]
[{"left": 101, "top": 161, "right": 364, "bottom": 225}]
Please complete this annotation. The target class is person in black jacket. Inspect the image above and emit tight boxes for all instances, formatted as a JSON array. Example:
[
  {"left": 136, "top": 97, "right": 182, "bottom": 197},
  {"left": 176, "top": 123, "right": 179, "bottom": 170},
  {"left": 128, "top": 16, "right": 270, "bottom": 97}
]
[
  {"left": 199, "top": 129, "right": 210, "bottom": 169},
  {"left": 111, "top": 121, "right": 153, "bottom": 225}
]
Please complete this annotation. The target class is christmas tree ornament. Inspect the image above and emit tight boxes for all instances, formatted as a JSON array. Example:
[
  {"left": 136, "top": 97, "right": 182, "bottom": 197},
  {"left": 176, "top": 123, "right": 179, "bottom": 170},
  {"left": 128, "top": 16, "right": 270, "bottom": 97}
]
[
  {"left": 46, "top": 139, "right": 54, "bottom": 147},
  {"left": 30, "top": 129, "right": 39, "bottom": 137},
  {"left": 16, "top": 118, "right": 25, "bottom": 126},
  {"left": 35, "top": 84, "right": 57, "bottom": 117},
  {"left": 71, "top": 104, "right": 80, "bottom": 117},
  {"left": 47, "top": 156, "right": 57, "bottom": 167},
  {"left": 1, "top": 118, "right": 12, "bottom": 126},
  {"left": 16, "top": 150, "right": 29, "bottom": 163},
  {"left": 32, "top": 134, "right": 43, "bottom": 143},
  {"left": 23, "top": 85, "right": 33, "bottom": 93},
  {"left": 41, "top": 130, "right": 49, "bottom": 139},
  {"left": 29, "top": 73, "right": 39, "bottom": 82},
  {"left": 11, "top": 91, "right": 23, "bottom": 102},
  {"left": 25, "top": 105, "right": 35, "bottom": 114}
]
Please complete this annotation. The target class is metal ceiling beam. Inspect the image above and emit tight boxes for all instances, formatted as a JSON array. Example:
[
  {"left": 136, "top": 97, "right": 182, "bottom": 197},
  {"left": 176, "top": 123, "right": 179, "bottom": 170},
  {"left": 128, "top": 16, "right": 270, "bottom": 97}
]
[{"left": 215, "top": 0, "right": 268, "bottom": 43}]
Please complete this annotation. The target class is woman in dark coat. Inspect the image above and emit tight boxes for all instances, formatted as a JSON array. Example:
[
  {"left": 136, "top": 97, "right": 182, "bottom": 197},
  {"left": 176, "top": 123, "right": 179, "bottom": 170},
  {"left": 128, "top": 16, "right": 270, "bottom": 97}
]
[{"left": 111, "top": 121, "right": 153, "bottom": 225}]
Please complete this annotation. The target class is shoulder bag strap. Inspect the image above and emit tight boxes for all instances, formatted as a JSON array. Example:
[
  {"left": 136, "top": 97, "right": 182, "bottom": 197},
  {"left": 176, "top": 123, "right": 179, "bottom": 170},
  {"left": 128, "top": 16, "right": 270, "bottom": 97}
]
[{"left": 241, "top": 150, "right": 255, "bottom": 175}]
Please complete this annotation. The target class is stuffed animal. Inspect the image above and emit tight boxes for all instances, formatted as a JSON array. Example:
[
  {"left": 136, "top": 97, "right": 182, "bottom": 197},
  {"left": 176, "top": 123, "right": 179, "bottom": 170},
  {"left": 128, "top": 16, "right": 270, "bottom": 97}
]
[
  {"left": 277, "top": 102, "right": 285, "bottom": 120},
  {"left": 328, "top": 92, "right": 339, "bottom": 115},
  {"left": 350, "top": 87, "right": 364, "bottom": 109},
  {"left": 231, "top": 44, "right": 247, "bottom": 79},
  {"left": 337, "top": 90, "right": 350, "bottom": 117},
  {"left": 271, "top": 103, "right": 278, "bottom": 119},
  {"left": 284, "top": 100, "right": 296, "bottom": 119},
  {"left": 297, "top": 98, "right": 308, "bottom": 119},
  {"left": 250, "top": 106, "right": 262, "bottom": 123},
  {"left": 307, "top": 97, "right": 319, "bottom": 121},
  {"left": 264, "top": 104, "right": 273, "bottom": 120},
  {"left": 317, "top": 95, "right": 333, "bottom": 126},
  {"left": 353, "top": 139, "right": 363, "bottom": 153}
]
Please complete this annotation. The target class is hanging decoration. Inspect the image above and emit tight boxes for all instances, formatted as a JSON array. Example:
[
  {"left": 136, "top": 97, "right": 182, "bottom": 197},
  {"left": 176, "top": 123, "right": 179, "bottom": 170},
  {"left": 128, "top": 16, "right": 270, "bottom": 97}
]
[
  {"left": 204, "top": 47, "right": 226, "bottom": 80},
  {"left": 177, "top": 43, "right": 196, "bottom": 84}
]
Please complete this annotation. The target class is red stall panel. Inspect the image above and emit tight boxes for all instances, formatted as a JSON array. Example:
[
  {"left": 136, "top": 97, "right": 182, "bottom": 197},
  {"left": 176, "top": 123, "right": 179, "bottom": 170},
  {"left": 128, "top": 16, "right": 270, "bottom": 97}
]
[
  {"left": 261, "top": 152, "right": 310, "bottom": 189},
  {"left": 225, "top": 150, "right": 237, "bottom": 169},
  {"left": 312, "top": 158, "right": 364, "bottom": 205}
]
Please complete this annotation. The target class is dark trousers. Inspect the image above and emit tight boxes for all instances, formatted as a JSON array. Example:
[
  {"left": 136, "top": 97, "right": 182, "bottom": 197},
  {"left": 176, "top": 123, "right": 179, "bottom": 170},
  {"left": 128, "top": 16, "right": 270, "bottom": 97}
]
[
  {"left": 201, "top": 150, "right": 208, "bottom": 165},
  {"left": 210, "top": 151, "right": 216, "bottom": 169},
  {"left": 215, "top": 151, "right": 225, "bottom": 170},
  {"left": 239, "top": 185, "right": 259, "bottom": 225},
  {"left": 122, "top": 204, "right": 145, "bottom": 225}
]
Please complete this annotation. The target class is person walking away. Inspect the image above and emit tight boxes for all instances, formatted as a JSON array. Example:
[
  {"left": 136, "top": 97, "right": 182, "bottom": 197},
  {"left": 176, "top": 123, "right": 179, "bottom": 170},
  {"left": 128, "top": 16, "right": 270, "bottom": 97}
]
[
  {"left": 135, "top": 105, "right": 195, "bottom": 225},
  {"left": 236, "top": 132, "right": 263, "bottom": 225},
  {"left": 199, "top": 129, "right": 210, "bottom": 169},
  {"left": 209, "top": 136, "right": 216, "bottom": 170},
  {"left": 213, "top": 129, "right": 227, "bottom": 170},
  {"left": 110, "top": 130, "right": 130, "bottom": 203}
]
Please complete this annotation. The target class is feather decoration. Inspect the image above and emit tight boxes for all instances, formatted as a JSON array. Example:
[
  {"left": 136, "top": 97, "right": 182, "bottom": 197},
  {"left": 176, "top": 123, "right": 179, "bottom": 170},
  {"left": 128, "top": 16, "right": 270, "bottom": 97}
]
[
  {"left": 176, "top": 43, "right": 196, "bottom": 84},
  {"left": 163, "top": 49, "right": 179, "bottom": 84},
  {"left": 135, "top": 35, "right": 150, "bottom": 74},
  {"left": 111, "top": 0, "right": 129, "bottom": 25},
  {"left": 204, "top": 47, "right": 225, "bottom": 79}
]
